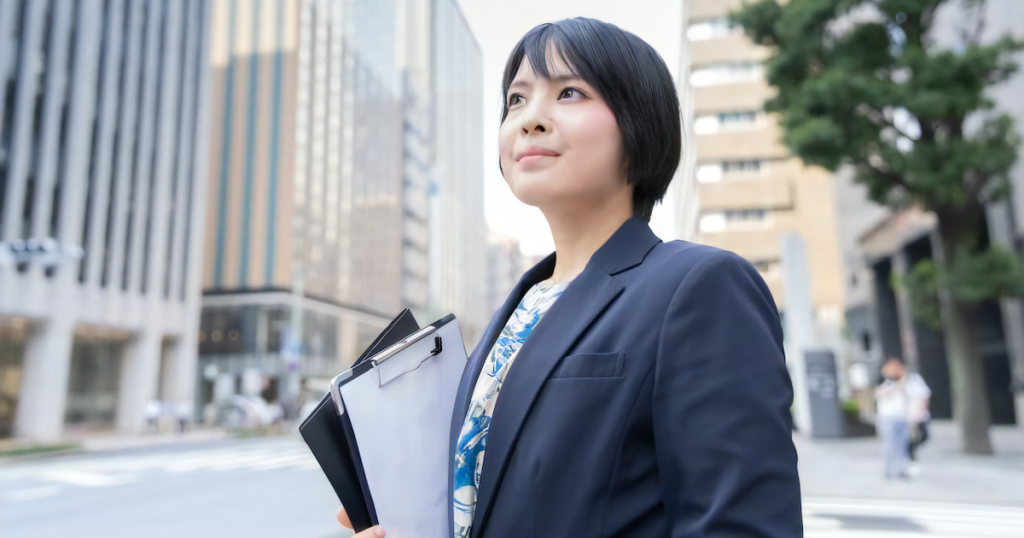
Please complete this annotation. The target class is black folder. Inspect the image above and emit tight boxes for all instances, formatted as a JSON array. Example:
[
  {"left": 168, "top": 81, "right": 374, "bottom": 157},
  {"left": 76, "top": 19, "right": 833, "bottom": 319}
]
[{"left": 299, "top": 308, "right": 420, "bottom": 532}]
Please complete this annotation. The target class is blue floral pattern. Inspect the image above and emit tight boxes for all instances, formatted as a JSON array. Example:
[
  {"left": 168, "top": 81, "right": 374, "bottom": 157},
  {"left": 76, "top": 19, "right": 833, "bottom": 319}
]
[{"left": 452, "top": 279, "right": 569, "bottom": 538}]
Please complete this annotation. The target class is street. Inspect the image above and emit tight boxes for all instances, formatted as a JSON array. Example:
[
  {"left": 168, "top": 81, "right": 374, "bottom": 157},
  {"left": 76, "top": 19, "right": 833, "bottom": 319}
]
[
  {"left": 1, "top": 422, "right": 1022, "bottom": 538},
  {"left": 0, "top": 436, "right": 348, "bottom": 538}
]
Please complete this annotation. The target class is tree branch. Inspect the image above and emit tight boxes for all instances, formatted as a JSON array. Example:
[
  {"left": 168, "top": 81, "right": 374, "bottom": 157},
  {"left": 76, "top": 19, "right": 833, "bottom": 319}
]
[
  {"left": 865, "top": 156, "right": 919, "bottom": 198},
  {"left": 857, "top": 103, "right": 920, "bottom": 143}
]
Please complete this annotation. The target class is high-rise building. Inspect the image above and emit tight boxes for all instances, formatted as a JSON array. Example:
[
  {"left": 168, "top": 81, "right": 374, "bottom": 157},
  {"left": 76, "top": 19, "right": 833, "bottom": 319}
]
[
  {"left": 0, "top": 0, "right": 211, "bottom": 441},
  {"left": 201, "top": 0, "right": 400, "bottom": 411},
  {"left": 425, "top": 0, "right": 487, "bottom": 345},
  {"left": 670, "top": 9, "right": 700, "bottom": 242},
  {"left": 681, "top": 0, "right": 845, "bottom": 322},
  {"left": 485, "top": 231, "right": 525, "bottom": 317},
  {"left": 200, "top": 0, "right": 486, "bottom": 411},
  {"left": 398, "top": 0, "right": 487, "bottom": 346}
]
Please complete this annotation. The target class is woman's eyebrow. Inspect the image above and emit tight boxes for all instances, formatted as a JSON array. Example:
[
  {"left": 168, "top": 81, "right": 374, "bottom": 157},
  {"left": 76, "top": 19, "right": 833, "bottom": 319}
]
[
  {"left": 548, "top": 74, "right": 583, "bottom": 83},
  {"left": 509, "top": 74, "right": 583, "bottom": 91}
]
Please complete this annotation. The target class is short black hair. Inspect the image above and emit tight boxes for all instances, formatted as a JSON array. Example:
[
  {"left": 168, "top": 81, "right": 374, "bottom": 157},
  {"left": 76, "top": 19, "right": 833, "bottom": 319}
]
[{"left": 501, "top": 18, "right": 682, "bottom": 220}]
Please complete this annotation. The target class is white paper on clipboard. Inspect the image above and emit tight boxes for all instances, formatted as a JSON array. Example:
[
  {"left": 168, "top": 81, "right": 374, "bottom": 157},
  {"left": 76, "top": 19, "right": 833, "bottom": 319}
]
[{"left": 340, "top": 317, "right": 467, "bottom": 538}]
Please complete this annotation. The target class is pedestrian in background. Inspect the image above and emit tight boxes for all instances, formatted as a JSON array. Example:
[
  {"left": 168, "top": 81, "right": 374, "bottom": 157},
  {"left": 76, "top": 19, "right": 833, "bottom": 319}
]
[
  {"left": 143, "top": 399, "right": 162, "bottom": 432},
  {"left": 874, "top": 358, "right": 931, "bottom": 479},
  {"left": 907, "top": 369, "right": 932, "bottom": 474},
  {"left": 174, "top": 400, "right": 192, "bottom": 433}
]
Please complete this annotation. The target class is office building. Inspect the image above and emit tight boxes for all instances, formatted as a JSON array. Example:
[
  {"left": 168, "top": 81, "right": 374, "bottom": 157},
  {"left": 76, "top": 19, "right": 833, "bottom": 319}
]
[
  {"left": 200, "top": 0, "right": 486, "bottom": 411},
  {"left": 682, "top": 0, "right": 846, "bottom": 322},
  {"left": 423, "top": 0, "right": 488, "bottom": 344},
  {"left": 670, "top": 7, "right": 699, "bottom": 242},
  {"left": 0, "top": 0, "right": 211, "bottom": 441},
  {"left": 485, "top": 231, "right": 526, "bottom": 317},
  {"left": 399, "top": 0, "right": 487, "bottom": 338}
]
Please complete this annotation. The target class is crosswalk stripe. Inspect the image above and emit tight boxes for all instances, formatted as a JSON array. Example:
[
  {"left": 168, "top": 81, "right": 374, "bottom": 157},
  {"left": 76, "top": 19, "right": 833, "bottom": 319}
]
[
  {"left": 803, "top": 497, "right": 1024, "bottom": 538},
  {"left": 3, "top": 486, "right": 63, "bottom": 502},
  {"left": 252, "top": 453, "right": 312, "bottom": 471}
]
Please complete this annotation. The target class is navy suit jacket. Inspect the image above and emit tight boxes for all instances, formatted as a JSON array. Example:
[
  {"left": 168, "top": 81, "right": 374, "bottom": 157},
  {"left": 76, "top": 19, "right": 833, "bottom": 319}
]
[{"left": 448, "top": 216, "right": 802, "bottom": 538}]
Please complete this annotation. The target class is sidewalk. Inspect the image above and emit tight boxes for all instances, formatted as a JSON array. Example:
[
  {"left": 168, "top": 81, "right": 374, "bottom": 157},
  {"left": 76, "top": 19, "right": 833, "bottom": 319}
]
[
  {"left": 71, "top": 427, "right": 230, "bottom": 452},
  {"left": 0, "top": 427, "right": 231, "bottom": 463},
  {"left": 795, "top": 420, "right": 1024, "bottom": 507}
]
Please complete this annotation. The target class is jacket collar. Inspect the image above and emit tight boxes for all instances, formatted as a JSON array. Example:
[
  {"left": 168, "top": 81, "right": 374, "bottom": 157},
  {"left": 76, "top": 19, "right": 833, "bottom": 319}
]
[
  {"left": 587, "top": 215, "right": 662, "bottom": 276},
  {"left": 447, "top": 216, "right": 662, "bottom": 538}
]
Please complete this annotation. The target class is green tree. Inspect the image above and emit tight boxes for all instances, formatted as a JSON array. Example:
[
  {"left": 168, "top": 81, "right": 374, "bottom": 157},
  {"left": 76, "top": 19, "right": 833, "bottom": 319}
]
[{"left": 731, "top": 0, "right": 1023, "bottom": 454}]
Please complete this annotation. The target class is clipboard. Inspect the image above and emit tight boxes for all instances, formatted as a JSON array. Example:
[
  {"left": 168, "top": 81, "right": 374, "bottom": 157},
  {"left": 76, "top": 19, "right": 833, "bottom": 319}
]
[
  {"left": 300, "top": 308, "right": 420, "bottom": 530},
  {"left": 301, "top": 312, "right": 467, "bottom": 537}
]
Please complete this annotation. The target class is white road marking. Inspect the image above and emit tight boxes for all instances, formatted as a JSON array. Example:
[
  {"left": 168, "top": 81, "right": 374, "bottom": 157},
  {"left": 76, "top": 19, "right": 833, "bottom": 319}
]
[
  {"left": 803, "top": 497, "right": 1024, "bottom": 538},
  {"left": 40, "top": 469, "right": 138, "bottom": 487},
  {"left": 4, "top": 486, "right": 63, "bottom": 502}
]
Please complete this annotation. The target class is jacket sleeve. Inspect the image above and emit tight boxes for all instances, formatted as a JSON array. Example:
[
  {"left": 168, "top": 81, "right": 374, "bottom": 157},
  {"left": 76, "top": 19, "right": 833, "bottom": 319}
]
[{"left": 652, "top": 250, "right": 802, "bottom": 537}]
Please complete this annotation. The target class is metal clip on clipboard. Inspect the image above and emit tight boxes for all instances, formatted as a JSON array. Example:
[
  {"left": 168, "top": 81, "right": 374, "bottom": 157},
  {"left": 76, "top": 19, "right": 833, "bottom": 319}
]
[
  {"left": 375, "top": 336, "right": 443, "bottom": 388},
  {"left": 330, "top": 325, "right": 445, "bottom": 414}
]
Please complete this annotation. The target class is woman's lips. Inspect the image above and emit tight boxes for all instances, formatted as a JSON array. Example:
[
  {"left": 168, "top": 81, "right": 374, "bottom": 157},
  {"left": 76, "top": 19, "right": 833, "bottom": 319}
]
[
  {"left": 519, "top": 155, "right": 554, "bottom": 164},
  {"left": 517, "top": 146, "right": 561, "bottom": 162}
]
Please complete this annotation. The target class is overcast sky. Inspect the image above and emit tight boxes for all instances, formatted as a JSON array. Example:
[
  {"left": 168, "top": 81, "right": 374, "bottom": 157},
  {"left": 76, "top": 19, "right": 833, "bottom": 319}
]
[{"left": 455, "top": 0, "right": 683, "bottom": 255}]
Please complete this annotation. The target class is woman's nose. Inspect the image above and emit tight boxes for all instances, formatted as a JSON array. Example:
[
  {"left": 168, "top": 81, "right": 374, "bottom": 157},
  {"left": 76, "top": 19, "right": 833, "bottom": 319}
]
[{"left": 519, "top": 101, "right": 549, "bottom": 134}]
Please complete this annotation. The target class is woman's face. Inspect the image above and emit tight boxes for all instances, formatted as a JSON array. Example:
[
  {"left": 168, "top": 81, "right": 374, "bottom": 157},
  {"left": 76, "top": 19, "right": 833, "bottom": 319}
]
[{"left": 498, "top": 53, "right": 630, "bottom": 216}]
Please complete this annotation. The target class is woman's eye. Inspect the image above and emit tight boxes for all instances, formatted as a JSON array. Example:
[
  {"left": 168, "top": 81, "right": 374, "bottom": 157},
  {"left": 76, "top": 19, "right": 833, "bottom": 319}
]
[
  {"left": 508, "top": 94, "right": 524, "bottom": 106},
  {"left": 559, "top": 88, "right": 582, "bottom": 99}
]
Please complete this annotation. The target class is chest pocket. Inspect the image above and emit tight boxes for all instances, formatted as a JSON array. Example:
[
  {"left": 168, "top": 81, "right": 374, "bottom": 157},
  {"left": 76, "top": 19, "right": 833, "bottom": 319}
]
[{"left": 549, "top": 351, "right": 624, "bottom": 379}]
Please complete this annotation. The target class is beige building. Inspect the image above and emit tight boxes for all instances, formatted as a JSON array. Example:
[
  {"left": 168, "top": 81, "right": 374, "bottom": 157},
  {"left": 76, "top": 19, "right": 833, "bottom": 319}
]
[{"left": 683, "top": 0, "right": 845, "bottom": 319}]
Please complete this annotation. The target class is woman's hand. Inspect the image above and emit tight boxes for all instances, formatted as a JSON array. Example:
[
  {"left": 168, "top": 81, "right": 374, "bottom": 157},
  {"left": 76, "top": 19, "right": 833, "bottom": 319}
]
[{"left": 336, "top": 505, "right": 386, "bottom": 537}]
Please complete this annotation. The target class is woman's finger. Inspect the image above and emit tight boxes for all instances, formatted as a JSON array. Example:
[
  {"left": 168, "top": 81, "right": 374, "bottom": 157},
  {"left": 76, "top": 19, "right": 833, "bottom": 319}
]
[
  {"left": 353, "top": 525, "right": 386, "bottom": 537},
  {"left": 336, "top": 505, "right": 352, "bottom": 529},
  {"left": 336, "top": 507, "right": 385, "bottom": 537}
]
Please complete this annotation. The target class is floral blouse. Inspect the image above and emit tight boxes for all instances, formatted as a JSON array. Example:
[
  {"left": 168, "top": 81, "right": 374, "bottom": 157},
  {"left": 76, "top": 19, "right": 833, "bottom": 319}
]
[{"left": 452, "top": 278, "right": 569, "bottom": 538}]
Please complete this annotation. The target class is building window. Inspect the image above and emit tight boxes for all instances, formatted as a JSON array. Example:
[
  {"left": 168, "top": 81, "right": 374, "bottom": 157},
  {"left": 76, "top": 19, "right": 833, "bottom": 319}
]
[
  {"left": 0, "top": 0, "right": 31, "bottom": 239},
  {"left": 101, "top": 0, "right": 134, "bottom": 288},
  {"left": 687, "top": 17, "right": 736, "bottom": 41},
  {"left": 720, "top": 111, "right": 758, "bottom": 126},
  {"left": 693, "top": 111, "right": 761, "bottom": 134},
  {"left": 696, "top": 163, "right": 722, "bottom": 183},
  {"left": 140, "top": 1, "right": 169, "bottom": 294},
  {"left": 699, "top": 209, "right": 771, "bottom": 233},
  {"left": 79, "top": 0, "right": 114, "bottom": 283},
  {"left": 696, "top": 159, "right": 769, "bottom": 183},
  {"left": 121, "top": 0, "right": 156, "bottom": 291},
  {"left": 198, "top": 307, "right": 245, "bottom": 355},
  {"left": 725, "top": 208, "right": 768, "bottom": 223},
  {"left": 751, "top": 259, "right": 781, "bottom": 280},
  {"left": 722, "top": 159, "right": 765, "bottom": 174},
  {"left": 180, "top": 0, "right": 206, "bottom": 302},
  {"left": 689, "top": 62, "right": 762, "bottom": 87}
]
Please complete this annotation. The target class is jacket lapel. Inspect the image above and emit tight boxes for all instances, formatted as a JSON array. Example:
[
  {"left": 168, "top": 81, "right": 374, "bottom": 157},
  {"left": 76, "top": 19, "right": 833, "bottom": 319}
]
[
  {"left": 469, "top": 216, "right": 661, "bottom": 537},
  {"left": 448, "top": 254, "right": 556, "bottom": 535}
]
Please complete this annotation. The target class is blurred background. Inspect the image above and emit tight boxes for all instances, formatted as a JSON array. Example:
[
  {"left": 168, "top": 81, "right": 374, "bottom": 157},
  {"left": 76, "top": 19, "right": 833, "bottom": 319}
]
[{"left": 0, "top": 0, "right": 1021, "bottom": 537}]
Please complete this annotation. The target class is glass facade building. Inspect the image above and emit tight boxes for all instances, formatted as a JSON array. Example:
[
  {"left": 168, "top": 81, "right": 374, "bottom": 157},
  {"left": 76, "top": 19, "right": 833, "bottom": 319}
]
[{"left": 201, "top": 0, "right": 486, "bottom": 414}]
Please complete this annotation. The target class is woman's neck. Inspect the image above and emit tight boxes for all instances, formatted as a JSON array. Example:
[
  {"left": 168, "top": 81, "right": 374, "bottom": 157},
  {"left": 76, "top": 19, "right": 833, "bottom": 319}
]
[{"left": 541, "top": 198, "right": 635, "bottom": 284}]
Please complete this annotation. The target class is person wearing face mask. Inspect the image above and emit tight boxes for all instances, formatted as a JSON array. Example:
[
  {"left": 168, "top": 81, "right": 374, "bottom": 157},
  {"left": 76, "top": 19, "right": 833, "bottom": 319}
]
[
  {"left": 874, "top": 358, "right": 931, "bottom": 479},
  {"left": 338, "top": 18, "right": 801, "bottom": 538}
]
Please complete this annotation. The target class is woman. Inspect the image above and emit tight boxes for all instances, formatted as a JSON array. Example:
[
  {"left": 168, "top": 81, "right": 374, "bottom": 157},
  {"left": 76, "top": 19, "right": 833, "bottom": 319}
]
[
  {"left": 875, "top": 358, "right": 931, "bottom": 479},
  {"left": 340, "top": 18, "right": 801, "bottom": 538}
]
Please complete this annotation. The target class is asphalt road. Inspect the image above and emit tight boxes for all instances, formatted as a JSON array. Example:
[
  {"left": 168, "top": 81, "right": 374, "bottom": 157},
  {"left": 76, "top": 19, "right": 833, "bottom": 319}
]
[
  {"left": 0, "top": 436, "right": 350, "bottom": 538},
  {"left": 1, "top": 432, "right": 1022, "bottom": 538}
]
